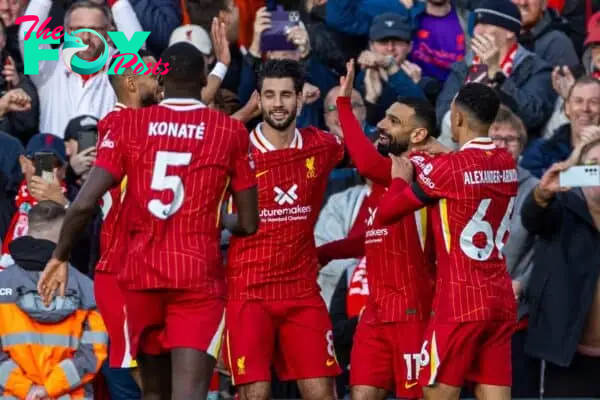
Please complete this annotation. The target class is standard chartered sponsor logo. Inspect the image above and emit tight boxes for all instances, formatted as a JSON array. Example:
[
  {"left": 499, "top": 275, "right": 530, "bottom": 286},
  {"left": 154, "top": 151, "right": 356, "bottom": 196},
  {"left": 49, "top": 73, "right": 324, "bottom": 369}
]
[{"left": 261, "top": 184, "right": 312, "bottom": 222}]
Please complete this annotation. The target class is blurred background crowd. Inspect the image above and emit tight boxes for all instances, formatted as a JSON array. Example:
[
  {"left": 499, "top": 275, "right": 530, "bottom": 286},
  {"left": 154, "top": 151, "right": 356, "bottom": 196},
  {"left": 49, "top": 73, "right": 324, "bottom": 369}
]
[{"left": 1, "top": 0, "right": 600, "bottom": 398}]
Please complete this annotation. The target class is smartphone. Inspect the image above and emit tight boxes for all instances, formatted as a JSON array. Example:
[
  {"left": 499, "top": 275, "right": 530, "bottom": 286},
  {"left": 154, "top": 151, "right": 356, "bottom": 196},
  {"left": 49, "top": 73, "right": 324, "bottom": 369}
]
[
  {"left": 34, "top": 152, "right": 56, "bottom": 183},
  {"left": 260, "top": 6, "right": 300, "bottom": 52},
  {"left": 559, "top": 165, "right": 600, "bottom": 187},
  {"left": 78, "top": 130, "right": 98, "bottom": 151}
]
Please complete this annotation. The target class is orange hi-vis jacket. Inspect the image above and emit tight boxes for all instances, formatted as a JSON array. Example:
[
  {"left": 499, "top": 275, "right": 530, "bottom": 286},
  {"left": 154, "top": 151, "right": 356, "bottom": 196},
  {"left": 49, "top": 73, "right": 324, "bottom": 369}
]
[{"left": 0, "top": 264, "right": 107, "bottom": 399}]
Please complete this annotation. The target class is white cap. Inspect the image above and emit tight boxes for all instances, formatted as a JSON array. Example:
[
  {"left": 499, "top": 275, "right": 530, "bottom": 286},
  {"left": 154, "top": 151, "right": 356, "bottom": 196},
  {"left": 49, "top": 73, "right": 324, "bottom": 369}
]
[{"left": 168, "top": 24, "right": 212, "bottom": 55}]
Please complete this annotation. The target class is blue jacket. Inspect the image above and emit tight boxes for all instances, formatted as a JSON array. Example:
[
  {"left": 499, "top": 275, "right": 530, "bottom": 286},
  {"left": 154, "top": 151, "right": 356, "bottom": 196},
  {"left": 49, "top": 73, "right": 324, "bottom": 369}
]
[
  {"left": 127, "top": 0, "right": 181, "bottom": 56},
  {"left": 325, "top": 0, "right": 425, "bottom": 37},
  {"left": 520, "top": 124, "right": 572, "bottom": 179}
]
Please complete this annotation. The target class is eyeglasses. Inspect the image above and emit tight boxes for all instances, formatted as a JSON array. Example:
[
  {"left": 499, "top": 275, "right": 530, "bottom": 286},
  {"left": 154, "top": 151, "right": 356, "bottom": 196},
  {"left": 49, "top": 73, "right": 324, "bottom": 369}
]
[
  {"left": 325, "top": 103, "right": 365, "bottom": 113},
  {"left": 490, "top": 136, "right": 520, "bottom": 145}
]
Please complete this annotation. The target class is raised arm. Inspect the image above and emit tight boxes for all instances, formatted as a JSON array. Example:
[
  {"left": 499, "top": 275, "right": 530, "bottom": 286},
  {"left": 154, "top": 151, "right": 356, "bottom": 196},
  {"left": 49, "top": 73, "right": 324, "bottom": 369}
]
[{"left": 337, "top": 60, "right": 392, "bottom": 186}]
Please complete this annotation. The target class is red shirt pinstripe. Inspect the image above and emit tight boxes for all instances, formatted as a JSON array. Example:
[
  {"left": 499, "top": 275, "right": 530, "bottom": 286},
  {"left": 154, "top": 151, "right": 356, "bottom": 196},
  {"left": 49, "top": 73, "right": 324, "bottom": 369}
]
[
  {"left": 95, "top": 98, "right": 256, "bottom": 292},
  {"left": 362, "top": 183, "right": 436, "bottom": 323},
  {"left": 410, "top": 139, "right": 518, "bottom": 321},
  {"left": 227, "top": 125, "right": 344, "bottom": 300},
  {"left": 96, "top": 102, "right": 127, "bottom": 274}
]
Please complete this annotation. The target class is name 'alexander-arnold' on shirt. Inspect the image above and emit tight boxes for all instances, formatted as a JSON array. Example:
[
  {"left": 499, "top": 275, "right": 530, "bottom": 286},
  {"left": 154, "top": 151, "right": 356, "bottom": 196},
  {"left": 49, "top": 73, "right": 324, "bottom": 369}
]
[
  {"left": 464, "top": 169, "right": 518, "bottom": 185},
  {"left": 148, "top": 121, "right": 206, "bottom": 140}
]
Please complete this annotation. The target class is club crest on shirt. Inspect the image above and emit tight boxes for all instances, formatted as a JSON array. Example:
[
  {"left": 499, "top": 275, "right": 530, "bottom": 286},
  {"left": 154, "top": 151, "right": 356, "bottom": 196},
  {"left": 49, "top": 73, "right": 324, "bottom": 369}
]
[
  {"left": 305, "top": 156, "right": 316, "bottom": 178},
  {"left": 237, "top": 356, "right": 246, "bottom": 375}
]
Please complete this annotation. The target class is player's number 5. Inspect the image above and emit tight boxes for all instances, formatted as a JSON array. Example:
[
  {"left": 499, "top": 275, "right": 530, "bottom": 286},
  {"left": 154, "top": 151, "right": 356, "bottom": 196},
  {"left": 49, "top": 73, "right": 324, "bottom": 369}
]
[
  {"left": 460, "top": 197, "right": 516, "bottom": 261},
  {"left": 148, "top": 151, "right": 192, "bottom": 220}
]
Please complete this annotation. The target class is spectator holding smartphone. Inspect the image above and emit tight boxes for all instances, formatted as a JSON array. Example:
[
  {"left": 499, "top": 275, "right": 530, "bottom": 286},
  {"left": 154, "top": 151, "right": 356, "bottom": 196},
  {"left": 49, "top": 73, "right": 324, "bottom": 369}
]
[{"left": 0, "top": 133, "right": 67, "bottom": 268}]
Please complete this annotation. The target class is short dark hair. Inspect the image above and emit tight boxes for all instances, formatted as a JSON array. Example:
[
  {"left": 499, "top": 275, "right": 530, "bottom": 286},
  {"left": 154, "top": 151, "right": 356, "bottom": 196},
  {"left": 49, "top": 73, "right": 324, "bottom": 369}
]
[
  {"left": 257, "top": 59, "right": 305, "bottom": 94},
  {"left": 397, "top": 97, "right": 438, "bottom": 138},
  {"left": 566, "top": 75, "right": 600, "bottom": 102},
  {"left": 28, "top": 201, "right": 65, "bottom": 232},
  {"left": 160, "top": 42, "right": 207, "bottom": 91},
  {"left": 108, "top": 49, "right": 155, "bottom": 87},
  {"left": 455, "top": 83, "right": 500, "bottom": 126}
]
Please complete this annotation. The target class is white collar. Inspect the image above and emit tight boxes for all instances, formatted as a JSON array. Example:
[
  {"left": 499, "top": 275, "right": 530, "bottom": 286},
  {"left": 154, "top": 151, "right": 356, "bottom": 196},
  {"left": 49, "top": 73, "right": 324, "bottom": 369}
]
[
  {"left": 460, "top": 137, "right": 496, "bottom": 151},
  {"left": 159, "top": 98, "right": 206, "bottom": 111},
  {"left": 250, "top": 123, "right": 303, "bottom": 153}
]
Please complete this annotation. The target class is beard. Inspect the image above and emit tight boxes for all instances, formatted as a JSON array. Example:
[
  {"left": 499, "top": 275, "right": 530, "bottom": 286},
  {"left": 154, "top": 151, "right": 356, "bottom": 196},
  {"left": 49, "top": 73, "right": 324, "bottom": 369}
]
[
  {"left": 263, "top": 108, "right": 297, "bottom": 131},
  {"left": 376, "top": 130, "right": 409, "bottom": 156},
  {"left": 141, "top": 92, "right": 158, "bottom": 107}
]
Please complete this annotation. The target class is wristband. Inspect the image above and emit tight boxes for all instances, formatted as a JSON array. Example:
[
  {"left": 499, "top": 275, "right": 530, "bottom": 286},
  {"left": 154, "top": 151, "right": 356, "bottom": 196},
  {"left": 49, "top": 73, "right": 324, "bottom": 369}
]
[{"left": 209, "top": 62, "right": 228, "bottom": 80}]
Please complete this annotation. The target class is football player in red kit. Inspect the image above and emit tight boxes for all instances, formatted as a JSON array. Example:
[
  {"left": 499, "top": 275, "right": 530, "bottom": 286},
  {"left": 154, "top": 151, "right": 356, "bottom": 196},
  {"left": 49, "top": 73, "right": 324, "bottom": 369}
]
[
  {"left": 94, "top": 50, "right": 160, "bottom": 376},
  {"left": 38, "top": 43, "right": 259, "bottom": 400},
  {"left": 377, "top": 83, "right": 518, "bottom": 400},
  {"left": 336, "top": 60, "right": 438, "bottom": 399},
  {"left": 224, "top": 59, "right": 344, "bottom": 400}
]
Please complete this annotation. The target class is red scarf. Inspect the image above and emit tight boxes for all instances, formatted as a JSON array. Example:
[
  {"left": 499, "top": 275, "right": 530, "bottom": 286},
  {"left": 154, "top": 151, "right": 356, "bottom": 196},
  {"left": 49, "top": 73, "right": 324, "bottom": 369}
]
[
  {"left": 346, "top": 257, "right": 369, "bottom": 318},
  {"left": 593, "top": 71, "right": 600, "bottom": 80},
  {"left": 466, "top": 43, "right": 518, "bottom": 84},
  {"left": 2, "top": 180, "right": 66, "bottom": 255}
]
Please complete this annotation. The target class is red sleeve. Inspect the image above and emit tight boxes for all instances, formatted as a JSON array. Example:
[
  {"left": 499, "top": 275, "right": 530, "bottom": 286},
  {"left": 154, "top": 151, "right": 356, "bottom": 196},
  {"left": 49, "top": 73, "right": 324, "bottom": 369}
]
[
  {"left": 317, "top": 231, "right": 366, "bottom": 266},
  {"left": 337, "top": 96, "right": 391, "bottom": 185},
  {"left": 230, "top": 122, "right": 257, "bottom": 192},
  {"left": 377, "top": 178, "right": 428, "bottom": 226},
  {"left": 94, "top": 118, "right": 126, "bottom": 182}
]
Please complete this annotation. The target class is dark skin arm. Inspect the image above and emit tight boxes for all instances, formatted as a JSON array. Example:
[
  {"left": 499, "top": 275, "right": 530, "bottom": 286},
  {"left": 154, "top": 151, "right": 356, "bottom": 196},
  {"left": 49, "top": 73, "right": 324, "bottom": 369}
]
[
  {"left": 222, "top": 185, "right": 259, "bottom": 236},
  {"left": 38, "top": 167, "right": 115, "bottom": 305}
]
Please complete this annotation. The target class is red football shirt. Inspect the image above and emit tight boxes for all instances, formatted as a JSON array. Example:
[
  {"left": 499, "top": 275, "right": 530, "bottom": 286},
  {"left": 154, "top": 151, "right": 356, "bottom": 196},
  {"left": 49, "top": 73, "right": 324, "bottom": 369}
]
[
  {"left": 382, "top": 138, "right": 518, "bottom": 322},
  {"left": 336, "top": 96, "right": 435, "bottom": 322},
  {"left": 95, "top": 98, "right": 256, "bottom": 292},
  {"left": 227, "top": 124, "right": 344, "bottom": 300},
  {"left": 96, "top": 103, "right": 127, "bottom": 274}
]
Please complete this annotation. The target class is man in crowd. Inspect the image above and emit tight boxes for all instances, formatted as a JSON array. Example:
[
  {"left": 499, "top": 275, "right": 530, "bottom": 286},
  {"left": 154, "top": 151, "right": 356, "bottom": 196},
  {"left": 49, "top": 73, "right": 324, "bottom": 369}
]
[
  {"left": 337, "top": 60, "right": 437, "bottom": 400},
  {"left": 1, "top": 133, "right": 68, "bottom": 268},
  {"left": 17, "top": 0, "right": 144, "bottom": 137},
  {"left": 522, "top": 76, "right": 600, "bottom": 177},
  {"left": 224, "top": 59, "right": 344, "bottom": 400},
  {"left": 436, "top": 0, "right": 555, "bottom": 145},
  {"left": 93, "top": 49, "right": 160, "bottom": 400},
  {"left": 37, "top": 42, "right": 259, "bottom": 400},
  {"left": 513, "top": 0, "right": 579, "bottom": 66},
  {"left": 356, "top": 12, "right": 425, "bottom": 125},
  {"left": 0, "top": 200, "right": 107, "bottom": 399},
  {"left": 376, "top": 83, "right": 517, "bottom": 399}
]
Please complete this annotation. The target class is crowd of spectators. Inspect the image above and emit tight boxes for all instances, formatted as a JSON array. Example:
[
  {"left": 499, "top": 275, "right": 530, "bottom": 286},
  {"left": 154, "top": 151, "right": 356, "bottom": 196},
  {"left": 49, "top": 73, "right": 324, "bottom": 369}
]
[{"left": 0, "top": 0, "right": 600, "bottom": 398}]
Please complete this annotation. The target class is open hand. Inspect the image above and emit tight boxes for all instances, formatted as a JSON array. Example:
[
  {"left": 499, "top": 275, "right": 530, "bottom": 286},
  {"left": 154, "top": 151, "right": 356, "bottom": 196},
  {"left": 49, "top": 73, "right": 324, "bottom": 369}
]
[
  {"left": 38, "top": 258, "right": 68, "bottom": 306},
  {"left": 211, "top": 17, "right": 231, "bottom": 66},
  {"left": 390, "top": 154, "right": 414, "bottom": 182},
  {"left": 472, "top": 34, "right": 500, "bottom": 71},
  {"left": 339, "top": 59, "right": 356, "bottom": 99}
]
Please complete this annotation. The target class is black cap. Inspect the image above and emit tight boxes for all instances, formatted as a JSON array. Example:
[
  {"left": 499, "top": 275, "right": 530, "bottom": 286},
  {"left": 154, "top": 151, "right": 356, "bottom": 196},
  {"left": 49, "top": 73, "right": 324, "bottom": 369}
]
[
  {"left": 64, "top": 115, "right": 99, "bottom": 141},
  {"left": 369, "top": 12, "right": 412, "bottom": 42},
  {"left": 474, "top": 0, "right": 522, "bottom": 36}
]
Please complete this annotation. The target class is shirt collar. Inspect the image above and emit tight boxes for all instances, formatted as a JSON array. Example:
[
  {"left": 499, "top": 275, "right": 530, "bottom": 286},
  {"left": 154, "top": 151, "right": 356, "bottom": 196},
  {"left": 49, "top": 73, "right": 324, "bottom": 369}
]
[
  {"left": 159, "top": 98, "right": 206, "bottom": 111},
  {"left": 460, "top": 137, "right": 496, "bottom": 151},
  {"left": 250, "top": 123, "right": 303, "bottom": 153}
]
